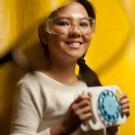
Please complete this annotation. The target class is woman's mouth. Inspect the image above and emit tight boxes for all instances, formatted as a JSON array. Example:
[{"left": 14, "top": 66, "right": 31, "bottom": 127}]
[{"left": 66, "top": 42, "right": 82, "bottom": 48}]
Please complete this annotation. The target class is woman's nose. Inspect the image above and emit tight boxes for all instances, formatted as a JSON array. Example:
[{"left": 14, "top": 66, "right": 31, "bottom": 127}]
[{"left": 68, "top": 24, "right": 81, "bottom": 38}]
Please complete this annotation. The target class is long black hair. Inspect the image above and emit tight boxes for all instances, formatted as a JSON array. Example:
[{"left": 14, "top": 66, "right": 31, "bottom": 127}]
[
  {"left": 76, "top": 0, "right": 102, "bottom": 86},
  {"left": 38, "top": 0, "right": 102, "bottom": 87}
]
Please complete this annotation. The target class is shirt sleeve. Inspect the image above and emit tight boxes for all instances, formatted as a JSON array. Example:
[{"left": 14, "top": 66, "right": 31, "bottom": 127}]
[{"left": 10, "top": 82, "right": 51, "bottom": 135}]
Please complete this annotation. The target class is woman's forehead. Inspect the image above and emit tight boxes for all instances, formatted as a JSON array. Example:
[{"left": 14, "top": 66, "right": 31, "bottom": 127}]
[{"left": 55, "top": 2, "right": 89, "bottom": 18}]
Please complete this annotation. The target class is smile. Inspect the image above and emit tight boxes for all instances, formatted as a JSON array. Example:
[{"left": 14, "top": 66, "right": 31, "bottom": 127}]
[{"left": 66, "top": 42, "right": 82, "bottom": 47}]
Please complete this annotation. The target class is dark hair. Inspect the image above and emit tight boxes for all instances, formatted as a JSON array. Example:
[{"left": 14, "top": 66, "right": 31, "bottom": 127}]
[
  {"left": 75, "top": 0, "right": 101, "bottom": 86},
  {"left": 74, "top": 0, "right": 101, "bottom": 86},
  {"left": 38, "top": 0, "right": 101, "bottom": 86},
  {"left": 77, "top": 57, "right": 102, "bottom": 86},
  {"left": 76, "top": 0, "right": 96, "bottom": 19}
]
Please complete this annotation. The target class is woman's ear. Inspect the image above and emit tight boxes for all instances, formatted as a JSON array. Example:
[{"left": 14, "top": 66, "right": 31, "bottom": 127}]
[{"left": 38, "top": 24, "right": 48, "bottom": 45}]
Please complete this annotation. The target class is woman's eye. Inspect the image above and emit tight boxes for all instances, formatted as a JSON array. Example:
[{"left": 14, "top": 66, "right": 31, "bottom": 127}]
[
  {"left": 58, "top": 21, "right": 70, "bottom": 26},
  {"left": 80, "top": 22, "right": 90, "bottom": 27}
]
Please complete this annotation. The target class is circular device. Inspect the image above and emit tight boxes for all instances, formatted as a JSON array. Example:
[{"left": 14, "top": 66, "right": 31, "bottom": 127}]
[{"left": 98, "top": 90, "right": 121, "bottom": 125}]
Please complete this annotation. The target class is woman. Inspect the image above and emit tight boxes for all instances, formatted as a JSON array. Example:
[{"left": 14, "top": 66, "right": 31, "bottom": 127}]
[{"left": 10, "top": 0, "right": 130, "bottom": 135}]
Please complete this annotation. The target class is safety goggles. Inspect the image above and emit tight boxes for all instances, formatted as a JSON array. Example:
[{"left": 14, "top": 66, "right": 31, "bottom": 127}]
[{"left": 45, "top": 16, "right": 95, "bottom": 36}]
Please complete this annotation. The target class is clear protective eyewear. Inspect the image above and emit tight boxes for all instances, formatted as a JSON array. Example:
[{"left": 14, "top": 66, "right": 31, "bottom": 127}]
[{"left": 45, "top": 16, "right": 95, "bottom": 36}]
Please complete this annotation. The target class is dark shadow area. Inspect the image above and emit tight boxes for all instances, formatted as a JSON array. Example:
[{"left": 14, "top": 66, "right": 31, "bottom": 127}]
[{"left": 0, "top": 64, "right": 25, "bottom": 135}]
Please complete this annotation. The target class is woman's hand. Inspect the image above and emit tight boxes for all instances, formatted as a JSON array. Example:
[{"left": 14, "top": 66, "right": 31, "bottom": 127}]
[
  {"left": 107, "top": 93, "right": 130, "bottom": 135},
  {"left": 50, "top": 94, "right": 92, "bottom": 135},
  {"left": 62, "top": 94, "right": 92, "bottom": 134},
  {"left": 119, "top": 94, "right": 130, "bottom": 117}
]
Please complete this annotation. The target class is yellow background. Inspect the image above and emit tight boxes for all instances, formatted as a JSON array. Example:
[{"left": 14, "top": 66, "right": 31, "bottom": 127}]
[{"left": 0, "top": 0, "right": 135, "bottom": 134}]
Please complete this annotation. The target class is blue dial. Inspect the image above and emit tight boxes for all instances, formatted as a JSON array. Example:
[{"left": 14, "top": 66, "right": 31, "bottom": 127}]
[{"left": 98, "top": 90, "right": 121, "bottom": 125}]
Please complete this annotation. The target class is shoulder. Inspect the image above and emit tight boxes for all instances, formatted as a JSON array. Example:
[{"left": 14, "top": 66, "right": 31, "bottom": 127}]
[
  {"left": 18, "top": 72, "right": 38, "bottom": 85},
  {"left": 15, "top": 72, "right": 47, "bottom": 108},
  {"left": 13, "top": 72, "right": 46, "bottom": 123},
  {"left": 16, "top": 71, "right": 43, "bottom": 98}
]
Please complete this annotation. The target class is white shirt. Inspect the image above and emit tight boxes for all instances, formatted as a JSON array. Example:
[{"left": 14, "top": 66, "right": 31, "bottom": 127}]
[{"left": 10, "top": 71, "right": 117, "bottom": 135}]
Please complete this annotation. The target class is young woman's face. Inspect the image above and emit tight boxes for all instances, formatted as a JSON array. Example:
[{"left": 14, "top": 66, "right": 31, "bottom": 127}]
[{"left": 45, "top": 2, "right": 94, "bottom": 63}]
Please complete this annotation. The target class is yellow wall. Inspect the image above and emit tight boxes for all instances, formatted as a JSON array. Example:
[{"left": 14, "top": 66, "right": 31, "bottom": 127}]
[{"left": 0, "top": 0, "right": 134, "bottom": 134}]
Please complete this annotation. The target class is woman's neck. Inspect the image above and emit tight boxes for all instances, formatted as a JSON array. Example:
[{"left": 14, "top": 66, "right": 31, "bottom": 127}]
[{"left": 43, "top": 60, "right": 78, "bottom": 85}]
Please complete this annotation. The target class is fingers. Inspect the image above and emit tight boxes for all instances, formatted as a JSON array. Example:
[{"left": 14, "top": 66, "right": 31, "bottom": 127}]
[
  {"left": 73, "top": 97, "right": 90, "bottom": 108},
  {"left": 119, "top": 94, "right": 130, "bottom": 117},
  {"left": 78, "top": 111, "right": 92, "bottom": 121},
  {"left": 120, "top": 94, "right": 129, "bottom": 103},
  {"left": 74, "top": 94, "right": 90, "bottom": 103},
  {"left": 71, "top": 93, "right": 92, "bottom": 121},
  {"left": 73, "top": 99, "right": 92, "bottom": 119}
]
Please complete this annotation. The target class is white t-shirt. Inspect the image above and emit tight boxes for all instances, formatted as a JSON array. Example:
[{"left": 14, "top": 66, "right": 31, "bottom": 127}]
[{"left": 10, "top": 71, "right": 117, "bottom": 135}]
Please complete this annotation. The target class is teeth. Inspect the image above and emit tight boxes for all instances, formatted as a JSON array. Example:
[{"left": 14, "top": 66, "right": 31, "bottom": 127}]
[{"left": 68, "top": 42, "right": 81, "bottom": 46}]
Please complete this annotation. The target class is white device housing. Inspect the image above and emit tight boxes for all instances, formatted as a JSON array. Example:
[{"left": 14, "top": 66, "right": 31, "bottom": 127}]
[{"left": 75, "top": 85, "right": 127, "bottom": 131}]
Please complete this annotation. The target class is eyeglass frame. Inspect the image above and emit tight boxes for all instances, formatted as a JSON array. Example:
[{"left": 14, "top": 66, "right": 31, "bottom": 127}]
[{"left": 44, "top": 16, "right": 96, "bottom": 36}]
